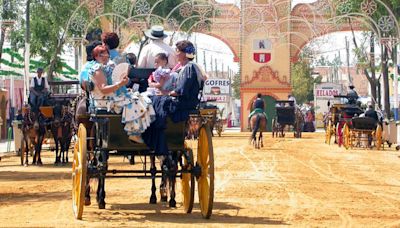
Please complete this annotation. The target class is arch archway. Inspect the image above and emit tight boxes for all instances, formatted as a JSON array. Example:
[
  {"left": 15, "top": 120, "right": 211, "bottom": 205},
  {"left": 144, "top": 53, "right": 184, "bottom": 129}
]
[{"left": 65, "top": 0, "right": 399, "bottom": 131}]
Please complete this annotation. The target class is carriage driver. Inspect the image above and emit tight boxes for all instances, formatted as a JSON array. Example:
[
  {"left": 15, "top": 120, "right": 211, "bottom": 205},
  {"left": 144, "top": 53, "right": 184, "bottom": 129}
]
[
  {"left": 29, "top": 67, "right": 49, "bottom": 112},
  {"left": 347, "top": 84, "right": 359, "bottom": 105},
  {"left": 248, "top": 93, "right": 267, "bottom": 129}
]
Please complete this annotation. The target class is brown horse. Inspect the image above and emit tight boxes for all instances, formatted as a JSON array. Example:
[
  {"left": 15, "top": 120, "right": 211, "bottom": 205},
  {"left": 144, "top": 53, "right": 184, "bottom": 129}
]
[
  {"left": 250, "top": 113, "right": 267, "bottom": 149},
  {"left": 51, "top": 104, "right": 74, "bottom": 165},
  {"left": 293, "top": 107, "right": 305, "bottom": 138},
  {"left": 22, "top": 108, "right": 46, "bottom": 166}
]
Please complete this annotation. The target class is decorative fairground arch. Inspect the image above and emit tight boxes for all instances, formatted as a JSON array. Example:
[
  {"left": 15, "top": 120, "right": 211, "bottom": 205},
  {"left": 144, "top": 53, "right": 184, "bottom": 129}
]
[
  {"left": 239, "top": 0, "right": 399, "bottom": 131},
  {"left": 65, "top": 0, "right": 400, "bottom": 131}
]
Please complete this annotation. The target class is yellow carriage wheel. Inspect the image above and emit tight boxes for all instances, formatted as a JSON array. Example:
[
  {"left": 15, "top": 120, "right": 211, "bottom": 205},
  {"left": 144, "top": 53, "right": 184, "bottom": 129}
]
[
  {"left": 375, "top": 124, "right": 383, "bottom": 150},
  {"left": 343, "top": 123, "right": 351, "bottom": 149},
  {"left": 325, "top": 120, "right": 332, "bottom": 144},
  {"left": 181, "top": 145, "right": 195, "bottom": 213},
  {"left": 197, "top": 124, "right": 214, "bottom": 219},
  {"left": 72, "top": 124, "right": 87, "bottom": 220}
]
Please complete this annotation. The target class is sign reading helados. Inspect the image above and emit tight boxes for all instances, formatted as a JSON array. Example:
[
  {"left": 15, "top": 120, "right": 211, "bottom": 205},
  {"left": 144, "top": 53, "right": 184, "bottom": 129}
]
[
  {"left": 203, "top": 79, "right": 231, "bottom": 103},
  {"left": 314, "top": 85, "right": 340, "bottom": 98}
]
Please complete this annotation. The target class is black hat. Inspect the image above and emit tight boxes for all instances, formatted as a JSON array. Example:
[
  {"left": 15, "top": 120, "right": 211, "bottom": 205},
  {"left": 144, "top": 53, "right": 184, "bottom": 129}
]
[
  {"left": 144, "top": 25, "right": 167, "bottom": 40},
  {"left": 37, "top": 67, "right": 44, "bottom": 72}
]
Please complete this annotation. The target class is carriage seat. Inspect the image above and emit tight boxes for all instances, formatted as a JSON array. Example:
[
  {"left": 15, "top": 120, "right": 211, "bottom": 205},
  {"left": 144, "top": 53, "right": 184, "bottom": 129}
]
[
  {"left": 351, "top": 117, "right": 377, "bottom": 130},
  {"left": 91, "top": 108, "right": 118, "bottom": 116}
]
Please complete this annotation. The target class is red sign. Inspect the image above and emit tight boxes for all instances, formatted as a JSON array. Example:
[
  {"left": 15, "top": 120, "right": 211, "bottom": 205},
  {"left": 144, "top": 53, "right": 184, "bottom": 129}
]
[
  {"left": 315, "top": 89, "right": 340, "bottom": 97},
  {"left": 203, "top": 95, "right": 228, "bottom": 103},
  {"left": 253, "top": 53, "right": 271, "bottom": 63}
]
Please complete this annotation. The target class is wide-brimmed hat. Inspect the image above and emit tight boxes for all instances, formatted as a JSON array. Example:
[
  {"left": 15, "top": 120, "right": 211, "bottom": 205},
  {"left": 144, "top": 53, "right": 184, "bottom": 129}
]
[{"left": 144, "top": 25, "right": 167, "bottom": 39}]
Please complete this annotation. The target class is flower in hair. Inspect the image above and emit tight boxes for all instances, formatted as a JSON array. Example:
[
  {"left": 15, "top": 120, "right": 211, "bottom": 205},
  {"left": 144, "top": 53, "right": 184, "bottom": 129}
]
[
  {"left": 184, "top": 45, "right": 196, "bottom": 54},
  {"left": 184, "top": 45, "right": 196, "bottom": 58}
]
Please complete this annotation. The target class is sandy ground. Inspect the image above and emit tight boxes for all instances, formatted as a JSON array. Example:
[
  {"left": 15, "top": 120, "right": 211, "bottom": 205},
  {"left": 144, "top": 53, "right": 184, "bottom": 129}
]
[{"left": 1, "top": 132, "right": 400, "bottom": 227}]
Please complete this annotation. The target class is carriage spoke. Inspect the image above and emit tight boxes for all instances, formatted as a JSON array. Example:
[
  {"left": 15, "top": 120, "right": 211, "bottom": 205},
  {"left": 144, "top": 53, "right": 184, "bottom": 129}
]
[{"left": 199, "top": 176, "right": 210, "bottom": 211}]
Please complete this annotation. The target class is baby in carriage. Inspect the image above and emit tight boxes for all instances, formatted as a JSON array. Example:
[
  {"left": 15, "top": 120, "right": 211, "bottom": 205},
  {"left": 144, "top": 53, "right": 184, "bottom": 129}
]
[{"left": 147, "top": 53, "right": 176, "bottom": 95}]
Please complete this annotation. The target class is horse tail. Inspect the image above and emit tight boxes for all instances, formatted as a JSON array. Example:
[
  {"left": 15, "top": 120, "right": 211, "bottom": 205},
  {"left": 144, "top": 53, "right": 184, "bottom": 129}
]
[{"left": 252, "top": 114, "right": 261, "bottom": 139}]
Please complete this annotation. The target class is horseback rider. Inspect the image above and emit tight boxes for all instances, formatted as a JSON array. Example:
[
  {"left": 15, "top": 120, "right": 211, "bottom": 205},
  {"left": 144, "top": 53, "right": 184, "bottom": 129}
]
[
  {"left": 29, "top": 67, "right": 49, "bottom": 112},
  {"left": 248, "top": 93, "right": 267, "bottom": 129}
]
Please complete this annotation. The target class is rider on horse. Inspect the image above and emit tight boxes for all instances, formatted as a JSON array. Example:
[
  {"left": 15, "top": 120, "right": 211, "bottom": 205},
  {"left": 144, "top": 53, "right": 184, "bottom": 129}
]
[{"left": 248, "top": 93, "right": 267, "bottom": 129}]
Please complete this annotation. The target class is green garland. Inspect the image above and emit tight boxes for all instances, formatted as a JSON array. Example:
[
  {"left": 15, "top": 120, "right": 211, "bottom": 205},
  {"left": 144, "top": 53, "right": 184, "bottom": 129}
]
[
  {"left": 1, "top": 48, "right": 78, "bottom": 76},
  {"left": 0, "top": 58, "right": 24, "bottom": 68},
  {"left": 0, "top": 70, "right": 23, "bottom": 77},
  {"left": 2, "top": 48, "right": 24, "bottom": 62}
]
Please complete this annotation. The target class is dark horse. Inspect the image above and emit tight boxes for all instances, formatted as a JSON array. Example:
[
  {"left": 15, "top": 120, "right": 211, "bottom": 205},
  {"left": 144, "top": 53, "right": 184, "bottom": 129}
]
[
  {"left": 51, "top": 104, "right": 74, "bottom": 165},
  {"left": 293, "top": 107, "right": 305, "bottom": 138},
  {"left": 22, "top": 108, "right": 46, "bottom": 166},
  {"left": 250, "top": 113, "right": 267, "bottom": 149}
]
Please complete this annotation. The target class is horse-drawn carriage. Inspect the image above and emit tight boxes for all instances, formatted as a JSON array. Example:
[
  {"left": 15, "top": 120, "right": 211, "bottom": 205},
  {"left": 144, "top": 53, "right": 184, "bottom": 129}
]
[
  {"left": 272, "top": 100, "right": 303, "bottom": 138},
  {"left": 72, "top": 68, "right": 214, "bottom": 220},
  {"left": 324, "top": 96, "right": 364, "bottom": 146},
  {"left": 341, "top": 116, "right": 383, "bottom": 149},
  {"left": 199, "top": 104, "right": 223, "bottom": 137},
  {"left": 20, "top": 80, "right": 79, "bottom": 166}
]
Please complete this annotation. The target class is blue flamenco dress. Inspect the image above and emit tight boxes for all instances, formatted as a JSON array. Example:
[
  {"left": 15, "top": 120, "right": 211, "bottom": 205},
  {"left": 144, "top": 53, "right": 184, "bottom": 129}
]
[{"left": 142, "top": 62, "right": 202, "bottom": 156}]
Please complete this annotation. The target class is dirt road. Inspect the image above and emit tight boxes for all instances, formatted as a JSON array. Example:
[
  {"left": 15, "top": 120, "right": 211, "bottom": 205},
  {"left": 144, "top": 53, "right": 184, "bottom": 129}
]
[{"left": 1, "top": 132, "right": 400, "bottom": 227}]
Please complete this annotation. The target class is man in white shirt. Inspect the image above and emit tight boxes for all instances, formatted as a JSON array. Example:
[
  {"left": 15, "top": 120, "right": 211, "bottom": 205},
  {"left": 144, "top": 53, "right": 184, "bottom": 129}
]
[
  {"left": 138, "top": 25, "right": 177, "bottom": 69},
  {"left": 29, "top": 67, "right": 49, "bottom": 111}
]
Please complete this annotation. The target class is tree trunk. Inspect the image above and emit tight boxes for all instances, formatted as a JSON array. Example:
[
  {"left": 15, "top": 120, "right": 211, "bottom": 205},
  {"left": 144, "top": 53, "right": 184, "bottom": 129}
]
[
  {"left": 369, "top": 32, "right": 377, "bottom": 107},
  {"left": 0, "top": 0, "right": 7, "bottom": 64},
  {"left": 381, "top": 45, "right": 390, "bottom": 118},
  {"left": 0, "top": 27, "right": 6, "bottom": 64},
  {"left": 349, "top": 20, "right": 378, "bottom": 105},
  {"left": 47, "top": 38, "right": 64, "bottom": 81}
]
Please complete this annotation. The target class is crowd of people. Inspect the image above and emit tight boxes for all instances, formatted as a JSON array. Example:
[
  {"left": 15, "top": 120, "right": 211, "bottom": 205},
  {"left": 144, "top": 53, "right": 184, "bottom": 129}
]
[{"left": 77, "top": 25, "right": 206, "bottom": 155}]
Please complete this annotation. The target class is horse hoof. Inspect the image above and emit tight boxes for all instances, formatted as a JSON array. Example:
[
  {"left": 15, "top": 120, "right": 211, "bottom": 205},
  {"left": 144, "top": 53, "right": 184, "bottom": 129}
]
[
  {"left": 160, "top": 196, "right": 168, "bottom": 202},
  {"left": 24, "top": 162, "right": 28, "bottom": 167},
  {"left": 85, "top": 197, "right": 91, "bottom": 206},
  {"left": 149, "top": 195, "right": 157, "bottom": 204},
  {"left": 169, "top": 199, "right": 176, "bottom": 208},
  {"left": 98, "top": 201, "right": 106, "bottom": 209},
  {"left": 37, "top": 161, "right": 43, "bottom": 166}
]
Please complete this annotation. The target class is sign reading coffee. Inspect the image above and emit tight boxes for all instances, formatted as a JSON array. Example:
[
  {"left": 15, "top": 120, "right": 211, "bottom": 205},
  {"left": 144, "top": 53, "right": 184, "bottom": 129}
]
[{"left": 203, "top": 79, "right": 231, "bottom": 95}]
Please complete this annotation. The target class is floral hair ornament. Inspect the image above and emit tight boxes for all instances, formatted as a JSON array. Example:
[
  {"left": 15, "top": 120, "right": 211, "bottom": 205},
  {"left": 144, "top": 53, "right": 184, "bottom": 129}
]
[{"left": 184, "top": 45, "right": 196, "bottom": 58}]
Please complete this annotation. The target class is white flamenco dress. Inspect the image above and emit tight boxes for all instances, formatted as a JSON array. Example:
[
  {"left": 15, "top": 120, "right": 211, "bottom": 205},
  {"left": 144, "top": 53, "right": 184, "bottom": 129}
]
[{"left": 110, "top": 63, "right": 155, "bottom": 137}]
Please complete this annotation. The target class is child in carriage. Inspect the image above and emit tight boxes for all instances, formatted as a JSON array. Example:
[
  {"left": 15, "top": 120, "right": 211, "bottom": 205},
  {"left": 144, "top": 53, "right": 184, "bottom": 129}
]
[{"left": 147, "top": 53, "right": 176, "bottom": 96}]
